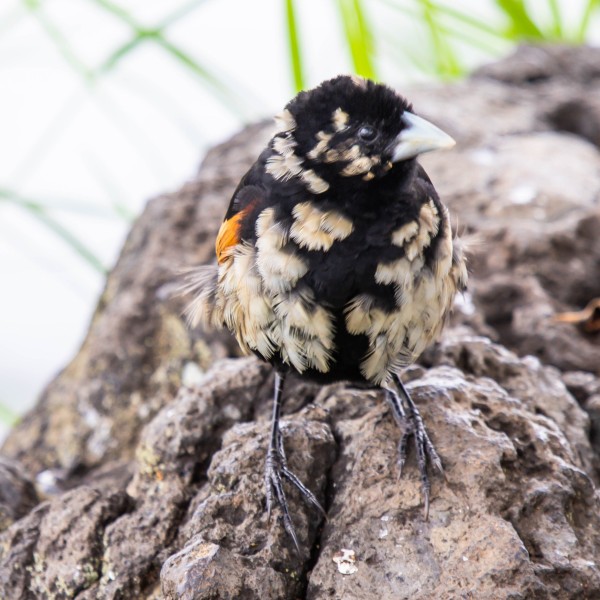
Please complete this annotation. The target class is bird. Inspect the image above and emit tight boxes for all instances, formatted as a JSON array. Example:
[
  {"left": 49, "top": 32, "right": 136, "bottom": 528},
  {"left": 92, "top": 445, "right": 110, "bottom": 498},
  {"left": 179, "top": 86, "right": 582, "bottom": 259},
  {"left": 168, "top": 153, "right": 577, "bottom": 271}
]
[{"left": 184, "top": 75, "right": 467, "bottom": 549}]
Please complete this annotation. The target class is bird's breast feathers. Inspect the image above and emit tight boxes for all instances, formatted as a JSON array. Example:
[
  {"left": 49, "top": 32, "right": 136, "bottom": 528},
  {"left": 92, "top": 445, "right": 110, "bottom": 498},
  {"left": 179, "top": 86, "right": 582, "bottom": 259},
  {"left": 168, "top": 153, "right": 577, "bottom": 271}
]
[
  {"left": 185, "top": 75, "right": 466, "bottom": 384},
  {"left": 187, "top": 192, "right": 467, "bottom": 385}
]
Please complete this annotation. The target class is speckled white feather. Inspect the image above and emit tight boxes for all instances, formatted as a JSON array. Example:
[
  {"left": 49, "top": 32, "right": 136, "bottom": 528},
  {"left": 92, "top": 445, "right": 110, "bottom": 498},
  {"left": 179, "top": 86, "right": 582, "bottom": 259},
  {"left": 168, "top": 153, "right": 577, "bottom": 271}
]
[
  {"left": 332, "top": 108, "right": 350, "bottom": 131},
  {"left": 391, "top": 221, "right": 419, "bottom": 247},
  {"left": 301, "top": 169, "right": 329, "bottom": 193},
  {"left": 291, "top": 202, "right": 353, "bottom": 251},
  {"left": 273, "top": 109, "right": 296, "bottom": 134}
]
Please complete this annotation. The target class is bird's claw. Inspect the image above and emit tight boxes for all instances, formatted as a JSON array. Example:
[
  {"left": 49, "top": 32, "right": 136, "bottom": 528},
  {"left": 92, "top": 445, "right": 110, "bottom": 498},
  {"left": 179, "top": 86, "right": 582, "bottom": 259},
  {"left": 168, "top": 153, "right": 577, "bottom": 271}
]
[
  {"left": 387, "top": 377, "right": 443, "bottom": 520},
  {"left": 264, "top": 441, "right": 325, "bottom": 552}
]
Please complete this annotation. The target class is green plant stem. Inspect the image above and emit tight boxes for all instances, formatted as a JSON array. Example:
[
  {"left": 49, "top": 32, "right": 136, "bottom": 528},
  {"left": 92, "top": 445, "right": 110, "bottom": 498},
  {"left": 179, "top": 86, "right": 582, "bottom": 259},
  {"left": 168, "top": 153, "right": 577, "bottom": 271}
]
[
  {"left": 547, "top": 0, "right": 563, "bottom": 38},
  {"left": 156, "top": 36, "right": 246, "bottom": 115},
  {"left": 23, "top": 0, "right": 93, "bottom": 81},
  {"left": 380, "top": 0, "right": 509, "bottom": 58},
  {"left": 382, "top": 19, "right": 504, "bottom": 71},
  {"left": 431, "top": 1, "right": 507, "bottom": 38},
  {"left": 578, "top": 0, "right": 600, "bottom": 42},
  {"left": 494, "top": 0, "right": 545, "bottom": 39},
  {"left": 336, "top": 0, "right": 377, "bottom": 79},
  {"left": 285, "top": 0, "right": 305, "bottom": 91},
  {"left": 160, "top": 0, "right": 210, "bottom": 29},
  {"left": 92, "top": 0, "right": 251, "bottom": 117},
  {"left": 82, "top": 156, "right": 136, "bottom": 221},
  {"left": 416, "top": 0, "right": 463, "bottom": 77},
  {"left": 0, "top": 190, "right": 107, "bottom": 273},
  {"left": 0, "top": 401, "right": 18, "bottom": 427}
]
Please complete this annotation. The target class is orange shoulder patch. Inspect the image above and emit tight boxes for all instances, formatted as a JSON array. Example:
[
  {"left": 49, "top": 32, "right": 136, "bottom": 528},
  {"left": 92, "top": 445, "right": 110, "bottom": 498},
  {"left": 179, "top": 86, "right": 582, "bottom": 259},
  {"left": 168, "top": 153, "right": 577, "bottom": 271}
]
[{"left": 216, "top": 212, "right": 244, "bottom": 264}]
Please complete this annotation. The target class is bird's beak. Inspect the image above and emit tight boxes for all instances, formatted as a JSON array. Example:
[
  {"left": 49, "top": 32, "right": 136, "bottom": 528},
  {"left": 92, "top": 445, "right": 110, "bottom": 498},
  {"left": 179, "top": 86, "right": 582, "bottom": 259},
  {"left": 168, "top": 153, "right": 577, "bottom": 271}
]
[{"left": 390, "top": 112, "right": 455, "bottom": 163}]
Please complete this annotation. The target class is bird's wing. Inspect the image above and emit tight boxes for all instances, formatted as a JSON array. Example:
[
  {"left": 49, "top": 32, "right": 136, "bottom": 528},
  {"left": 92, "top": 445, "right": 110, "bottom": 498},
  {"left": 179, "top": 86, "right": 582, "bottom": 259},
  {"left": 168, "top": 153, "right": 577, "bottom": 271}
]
[
  {"left": 215, "top": 211, "right": 246, "bottom": 264},
  {"left": 184, "top": 163, "right": 268, "bottom": 327},
  {"left": 216, "top": 169, "right": 268, "bottom": 264}
]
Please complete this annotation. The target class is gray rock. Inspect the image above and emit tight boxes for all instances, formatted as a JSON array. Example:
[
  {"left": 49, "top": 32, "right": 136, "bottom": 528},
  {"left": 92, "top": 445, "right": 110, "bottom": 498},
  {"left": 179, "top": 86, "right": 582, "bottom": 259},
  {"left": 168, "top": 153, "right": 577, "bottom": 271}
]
[
  {"left": 0, "top": 457, "right": 38, "bottom": 532},
  {"left": 2, "top": 45, "right": 600, "bottom": 598}
]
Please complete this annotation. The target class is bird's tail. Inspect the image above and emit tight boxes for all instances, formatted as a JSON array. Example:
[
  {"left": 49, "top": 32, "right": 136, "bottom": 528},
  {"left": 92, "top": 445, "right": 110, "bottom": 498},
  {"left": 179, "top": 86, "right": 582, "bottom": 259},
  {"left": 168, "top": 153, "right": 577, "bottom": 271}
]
[{"left": 178, "top": 264, "right": 220, "bottom": 329}]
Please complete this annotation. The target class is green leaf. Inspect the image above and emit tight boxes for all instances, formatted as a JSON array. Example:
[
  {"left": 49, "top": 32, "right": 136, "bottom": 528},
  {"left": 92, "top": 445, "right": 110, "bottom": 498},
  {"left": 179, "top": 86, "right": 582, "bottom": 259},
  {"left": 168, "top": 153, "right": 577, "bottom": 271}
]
[
  {"left": 547, "top": 0, "right": 563, "bottom": 38},
  {"left": 0, "top": 401, "right": 18, "bottom": 427},
  {"left": 413, "top": 0, "right": 509, "bottom": 39},
  {"left": 493, "top": 0, "right": 545, "bottom": 39},
  {"left": 415, "top": 0, "right": 464, "bottom": 78},
  {"left": 82, "top": 156, "right": 136, "bottom": 222},
  {"left": 24, "top": 0, "right": 94, "bottom": 81},
  {"left": 92, "top": 0, "right": 252, "bottom": 118},
  {"left": 285, "top": 0, "right": 305, "bottom": 91},
  {"left": 98, "top": 35, "right": 146, "bottom": 74},
  {"left": 578, "top": 0, "right": 600, "bottom": 42},
  {"left": 336, "top": 0, "right": 377, "bottom": 79},
  {"left": 157, "top": 36, "right": 255, "bottom": 118},
  {"left": 160, "top": 0, "right": 211, "bottom": 29},
  {"left": 380, "top": 0, "right": 508, "bottom": 56},
  {"left": 0, "top": 189, "right": 107, "bottom": 273}
]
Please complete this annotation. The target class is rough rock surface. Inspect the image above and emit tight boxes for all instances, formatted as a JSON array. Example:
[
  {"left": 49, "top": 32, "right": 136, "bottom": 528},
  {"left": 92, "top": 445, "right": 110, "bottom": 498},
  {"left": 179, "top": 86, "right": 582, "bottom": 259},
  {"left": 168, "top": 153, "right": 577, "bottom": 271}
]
[
  {"left": 0, "top": 457, "right": 38, "bottom": 533},
  {"left": 2, "top": 45, "right": 600, "bottom": 599}
]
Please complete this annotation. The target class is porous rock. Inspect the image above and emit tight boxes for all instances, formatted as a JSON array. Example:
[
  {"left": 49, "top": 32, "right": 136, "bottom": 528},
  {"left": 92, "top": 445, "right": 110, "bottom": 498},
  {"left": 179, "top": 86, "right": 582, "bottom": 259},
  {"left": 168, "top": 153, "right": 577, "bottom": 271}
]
[
  {"left": 0, "top": 457, "right": 38, "bottom": 533},
  {"left": 307, "top": 337, "right": 599, "bottom": 599},
  {"left": 1, "top": 46, "right": 600, "bottom": 599}
]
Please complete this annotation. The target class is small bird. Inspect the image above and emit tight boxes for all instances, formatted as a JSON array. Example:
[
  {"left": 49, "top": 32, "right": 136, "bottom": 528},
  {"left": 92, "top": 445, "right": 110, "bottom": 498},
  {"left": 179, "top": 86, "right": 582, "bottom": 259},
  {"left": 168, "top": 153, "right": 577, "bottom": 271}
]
[{"left": 185, "top": 75, "right": 467, "bottom": 549}]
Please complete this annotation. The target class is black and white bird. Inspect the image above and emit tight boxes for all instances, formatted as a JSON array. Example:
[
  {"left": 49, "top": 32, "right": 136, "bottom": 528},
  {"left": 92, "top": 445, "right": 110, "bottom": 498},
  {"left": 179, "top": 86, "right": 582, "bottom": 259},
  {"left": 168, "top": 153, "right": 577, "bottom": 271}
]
[{"left": 185, "top": 75, "right": 467, "bottom": 549}]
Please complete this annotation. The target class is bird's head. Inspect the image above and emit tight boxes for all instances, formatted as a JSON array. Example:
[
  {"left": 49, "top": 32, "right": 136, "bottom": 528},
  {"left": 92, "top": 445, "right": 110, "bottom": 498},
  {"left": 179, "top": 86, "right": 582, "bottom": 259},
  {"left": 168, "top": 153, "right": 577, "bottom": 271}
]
[{"left": 266, "top": 75, "right": 455, "bottom": 194}]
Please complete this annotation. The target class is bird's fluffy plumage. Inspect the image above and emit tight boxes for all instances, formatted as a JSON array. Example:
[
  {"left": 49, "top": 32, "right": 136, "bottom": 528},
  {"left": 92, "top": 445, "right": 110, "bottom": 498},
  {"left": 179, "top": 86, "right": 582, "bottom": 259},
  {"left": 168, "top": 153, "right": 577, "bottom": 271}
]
[
  {"left": 185, "top": 74, "right": 468, "bottom": 547},
  {"left": 186, "top": 75, "right": 467, "bottom": 385}
]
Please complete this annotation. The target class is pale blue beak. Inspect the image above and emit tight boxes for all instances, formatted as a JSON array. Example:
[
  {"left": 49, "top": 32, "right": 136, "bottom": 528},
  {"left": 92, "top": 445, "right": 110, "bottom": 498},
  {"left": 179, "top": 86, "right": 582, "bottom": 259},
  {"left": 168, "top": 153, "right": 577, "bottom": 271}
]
[{"left": 391, "top": 112, "right": 455, "bottom": 162}]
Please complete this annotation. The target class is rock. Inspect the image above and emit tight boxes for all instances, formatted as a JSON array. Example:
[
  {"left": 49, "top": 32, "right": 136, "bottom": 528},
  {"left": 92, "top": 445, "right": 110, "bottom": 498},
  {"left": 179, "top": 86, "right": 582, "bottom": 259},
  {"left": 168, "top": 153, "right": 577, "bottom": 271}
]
[
  {"left": 0, "top": 360, "right": 335, "bottom": 599},
  {"left": 307, "top": 339, "right": 600, "bottom": 599},
  {"left": 2, "top": 45, "right": 600, "bottom": 598},
  {"left": 0, "top": 122, "right": 271, "bottom": 478},
  {"left": 0, "top": 487, "right": 130, "bottom": 598},
  {"left": 473, "top": 44, "right": 600, "bottom": 85},
  {"left": 162, "top": 405, "right": 336, "bottom": 599},
  {"left": 562, "top": 370, "right": 600, "bottom": 462},
  {"left": 161, "top": 540, "right": 289, "bottom": 600},
  {"left": 3, "top": 340, "right": 597, "bottom": 599},
  {"left": 0, "top": 457, "right": 38, "bottom": 532},
  {"left": 413, "top": 45, "right": 600, "bottom": 377}
]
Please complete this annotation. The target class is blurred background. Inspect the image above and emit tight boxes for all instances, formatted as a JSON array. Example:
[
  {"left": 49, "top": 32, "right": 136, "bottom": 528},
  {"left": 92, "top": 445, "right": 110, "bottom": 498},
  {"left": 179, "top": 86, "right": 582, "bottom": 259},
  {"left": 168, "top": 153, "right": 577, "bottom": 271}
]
[{"left": 1, "top": 0, "right": 599, "bottom": 439}]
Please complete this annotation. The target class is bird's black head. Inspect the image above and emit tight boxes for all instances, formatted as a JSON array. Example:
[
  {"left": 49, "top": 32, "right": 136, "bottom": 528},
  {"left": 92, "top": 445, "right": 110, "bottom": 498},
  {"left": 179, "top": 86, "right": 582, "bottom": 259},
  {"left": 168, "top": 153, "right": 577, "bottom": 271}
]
[{"left": 266, "top": 75, "right": 454, "bottom": 194}]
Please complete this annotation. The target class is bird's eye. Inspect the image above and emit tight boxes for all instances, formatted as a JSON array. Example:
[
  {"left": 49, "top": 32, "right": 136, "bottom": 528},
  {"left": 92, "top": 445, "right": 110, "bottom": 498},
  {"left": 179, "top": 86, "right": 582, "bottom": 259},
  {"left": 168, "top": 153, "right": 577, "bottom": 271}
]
[{"left": 358, "top": 125, "right": 378, "bottom": 142}]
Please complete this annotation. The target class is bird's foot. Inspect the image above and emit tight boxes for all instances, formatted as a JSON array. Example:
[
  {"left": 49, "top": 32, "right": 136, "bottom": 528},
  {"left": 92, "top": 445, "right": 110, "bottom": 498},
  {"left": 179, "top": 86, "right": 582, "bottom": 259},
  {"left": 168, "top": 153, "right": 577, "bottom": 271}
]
[
  {"left": 264, "top": 435, "right": 325, "bottom": 552},
  {"left": 386, "top": 377, "right": 443, "bottom": 520},
  {"left": 396, "top": 399, "right": 443, "bottom": 519}
]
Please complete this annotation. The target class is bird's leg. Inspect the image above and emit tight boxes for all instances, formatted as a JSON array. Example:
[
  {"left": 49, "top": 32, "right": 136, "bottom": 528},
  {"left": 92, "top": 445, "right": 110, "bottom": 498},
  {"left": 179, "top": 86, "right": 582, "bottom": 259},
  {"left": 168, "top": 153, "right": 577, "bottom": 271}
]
[
  {"left": 264, "top": 370, "right": 326, "bottom": 550},
  {"left": 384, "top": 387, "right": 410, "bottom": 478},
  {"left": 385, "top": 372, "right": 443, "bottom": 520}
]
